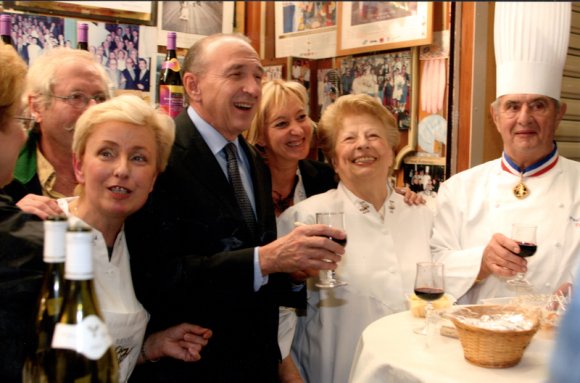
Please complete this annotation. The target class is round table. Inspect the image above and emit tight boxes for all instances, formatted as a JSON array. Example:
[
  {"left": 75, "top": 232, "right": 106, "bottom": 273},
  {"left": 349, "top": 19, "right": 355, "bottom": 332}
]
[{"left": 349, "top": 310, "right": 554, "bottom": 383}]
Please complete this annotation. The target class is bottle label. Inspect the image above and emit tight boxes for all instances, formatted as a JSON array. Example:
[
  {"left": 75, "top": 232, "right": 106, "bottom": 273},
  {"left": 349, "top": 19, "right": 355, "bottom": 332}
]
[
  {"left": 161, "top": 58, "right": 181, "bottom": 72},
  {"left": 159, "top": 85, "right": 184, "bottom": 118},
  {"left": 52, "top": 315, "right": 113, "bottom": 360}
]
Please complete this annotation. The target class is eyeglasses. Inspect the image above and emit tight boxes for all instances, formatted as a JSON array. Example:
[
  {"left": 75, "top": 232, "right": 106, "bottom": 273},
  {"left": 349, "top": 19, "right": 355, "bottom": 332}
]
[
  {"left": 14, "top": 116, "right": 36, "bottom": 132},
  {"left": 50, "top": 92, "right": 108, "bottom": 109}
]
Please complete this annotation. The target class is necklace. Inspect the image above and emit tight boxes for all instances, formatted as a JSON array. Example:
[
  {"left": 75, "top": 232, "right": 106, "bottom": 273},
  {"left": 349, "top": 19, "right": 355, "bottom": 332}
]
[{"left": 272, "top": 175, "right": 299, "bottom": 216}]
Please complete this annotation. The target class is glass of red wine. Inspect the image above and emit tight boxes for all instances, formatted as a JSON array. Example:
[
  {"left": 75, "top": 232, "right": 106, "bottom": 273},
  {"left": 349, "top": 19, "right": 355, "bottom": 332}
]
[
  {"left": 413, "top": 262, "right": 445, "bottom": 335},
  {"left": 315, "top": 212, "right": 347, "bottom": 288},
  {"left": 507, "top": 224, "right": 537, "bottom": 288}
]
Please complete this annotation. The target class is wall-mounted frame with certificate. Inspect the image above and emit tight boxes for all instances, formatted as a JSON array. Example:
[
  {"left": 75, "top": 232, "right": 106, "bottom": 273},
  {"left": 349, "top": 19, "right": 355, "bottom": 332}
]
[
  {"left": 157, "top": 1, "right": 234, "bottom": 49},
  {"left": 3, "top": 1, "right": 157, "bottom": 26},
  {"left": 338, "top": 47, "right": 418, "bottom": 169},
  {"left": 274, "top": 1, "right": 337, "bottom": 59},
  {"left": 337, "top": 2, "right": 432, "bottom": 56}
]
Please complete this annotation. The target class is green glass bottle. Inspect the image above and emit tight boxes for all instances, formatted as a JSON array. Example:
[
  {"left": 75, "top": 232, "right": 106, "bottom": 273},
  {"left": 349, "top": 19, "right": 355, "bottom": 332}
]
[
  {"left": 50, "top": 224, "right": 119, "bottom": 382},
  {"left": 22, "top": 216, "right": 68, "bottom": 383}
]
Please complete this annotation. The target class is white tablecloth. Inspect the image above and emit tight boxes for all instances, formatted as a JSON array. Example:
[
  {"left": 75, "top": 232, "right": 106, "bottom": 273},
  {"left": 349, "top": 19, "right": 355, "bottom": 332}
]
[{"left": 349, "top": 310, "right": 554, "bottom": 383}]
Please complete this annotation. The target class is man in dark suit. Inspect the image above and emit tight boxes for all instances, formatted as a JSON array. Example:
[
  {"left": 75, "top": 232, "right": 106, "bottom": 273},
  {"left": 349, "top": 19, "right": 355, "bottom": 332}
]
[{"left": 126, "top": 33, "right": 345, "bottom": 382}]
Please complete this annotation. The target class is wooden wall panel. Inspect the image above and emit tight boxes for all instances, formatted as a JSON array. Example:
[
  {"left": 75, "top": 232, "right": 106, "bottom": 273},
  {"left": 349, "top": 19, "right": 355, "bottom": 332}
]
[{"left": 559, "top": 5, "right": 580, "bottom": 160}]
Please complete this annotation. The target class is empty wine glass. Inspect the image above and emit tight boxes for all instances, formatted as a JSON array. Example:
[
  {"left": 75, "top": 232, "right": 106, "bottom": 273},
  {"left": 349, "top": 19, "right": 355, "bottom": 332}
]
[
  {"left": 413, "top": 262, "right": 445, "bottom": 335},
  {"left": 315, "top": 212, "right": 347, "bottom": 289},
  {"left": 507, "top": 224, "right": 537, "bottom": 288}
]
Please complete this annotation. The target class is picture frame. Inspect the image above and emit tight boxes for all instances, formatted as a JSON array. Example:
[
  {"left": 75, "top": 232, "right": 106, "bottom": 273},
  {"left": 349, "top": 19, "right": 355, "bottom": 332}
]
[
  {"left": 401, "top": 156, "right": 446, "bottom": 194},
  {"left": 3, "top": 1, "right": 157, "bottom": 26},
  {"left": 157, "top": 1, "right": 234, "bottom": 49},
  {"left": 274, "top": 1, "right": 337, "bottom": 59},
  {"left": 262, "top": 57, "right": 288, "bottom": 82},
  {"left": 337, "top": 2, "right": 432, "bottom": 56},
  {"left": 338, "top": 47, "right": 418, "bottom": 168}
]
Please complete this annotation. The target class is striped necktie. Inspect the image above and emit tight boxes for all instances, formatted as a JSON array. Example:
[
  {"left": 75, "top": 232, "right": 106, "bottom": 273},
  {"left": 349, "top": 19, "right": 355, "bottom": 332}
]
[{"left": 224, "top": 142, "right": 257, "bottom": 236}]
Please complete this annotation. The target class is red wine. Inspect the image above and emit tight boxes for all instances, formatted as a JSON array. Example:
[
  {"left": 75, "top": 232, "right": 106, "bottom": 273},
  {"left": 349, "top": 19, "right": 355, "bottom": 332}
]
[
  {"left": 159, "top": 31, "right": 184, "bottom": 118},
  {"left": 414, "top": 287, "right": 444, "bottom": 301},
  {"left": 332, "top": 237, "right": 347, "bottom": 247},
  {"left": 516, "top": 242, "right": 537, "bottom": 258},
  {"left": 1, "top": 14, "right": 13, "bottom": 46},
  {"left": 76, "top": 23, "right": 88, "bottom": 51}
]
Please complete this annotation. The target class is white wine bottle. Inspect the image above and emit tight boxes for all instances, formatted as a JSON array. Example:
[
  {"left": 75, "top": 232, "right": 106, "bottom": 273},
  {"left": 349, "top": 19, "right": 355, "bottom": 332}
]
[
  {"left": 22, "top": 216, "right": 68, "bottom": 383},
  {"left": 50, "top": 224, "right": 119, "bottom": 383},
  {"left": 158, "top": 31, "right": 184, "bottom": 118}
]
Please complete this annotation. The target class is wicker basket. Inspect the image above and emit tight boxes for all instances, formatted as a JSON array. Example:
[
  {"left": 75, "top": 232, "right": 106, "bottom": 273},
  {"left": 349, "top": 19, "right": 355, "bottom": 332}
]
[{"left": 449, "top": 305, "right": 540, "bottom": 368}]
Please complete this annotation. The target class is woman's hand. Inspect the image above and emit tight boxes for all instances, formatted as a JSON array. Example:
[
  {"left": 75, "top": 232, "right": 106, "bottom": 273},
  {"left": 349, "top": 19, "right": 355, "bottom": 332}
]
[
  {"left": 141, "top": 323, "right": 213, "bottom": 363},
  {"left": 16, "top": 194, "right": 63, "bottom": 219},
  {"left": 395, "top": 187, "right": 426, "bottom": 206}
]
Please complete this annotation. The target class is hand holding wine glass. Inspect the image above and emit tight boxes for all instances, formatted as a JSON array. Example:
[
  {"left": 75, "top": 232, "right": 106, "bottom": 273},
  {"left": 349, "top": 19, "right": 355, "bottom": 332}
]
[
  {"left": 507, "top": 224, "right": 537, "bottom": 288},
  {"left": 413, "top": 262, "right": 445, "bottom": 335},
  {"left": 315, "top": 212, "right": 347, "bottom": 289}
]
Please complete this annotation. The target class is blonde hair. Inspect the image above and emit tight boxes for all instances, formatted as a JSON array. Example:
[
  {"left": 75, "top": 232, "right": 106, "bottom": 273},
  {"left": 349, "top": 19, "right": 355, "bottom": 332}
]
[
  {"left": 318, "top": 93, "right": 399, "bottom": 164},
  {"left": 0, "top": 42, "right": 27, "bottom": 128},
  {"left": 73, "top": 95, "right": 175, "bottom": 173},
  {"left": 25, "top": 47, "right": 111, "bottom": 108},
  {"left": 246, "top": 79, "right": 312, "bottom": 145}
]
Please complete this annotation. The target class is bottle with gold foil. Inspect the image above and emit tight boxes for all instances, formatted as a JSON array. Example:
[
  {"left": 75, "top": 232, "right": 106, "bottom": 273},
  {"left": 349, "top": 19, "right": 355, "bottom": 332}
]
[
  {"left": 50, "top": 224, "right": 118, "bottom": 383},
  {"left": 22, "top": 216, "right": 68, "bottom": 383}
]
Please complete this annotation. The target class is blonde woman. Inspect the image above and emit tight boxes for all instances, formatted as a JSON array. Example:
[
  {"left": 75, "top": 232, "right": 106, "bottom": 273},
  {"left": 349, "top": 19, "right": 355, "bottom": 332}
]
[{"left": 57, "top": 95, "right": 212, "bottom": 381}]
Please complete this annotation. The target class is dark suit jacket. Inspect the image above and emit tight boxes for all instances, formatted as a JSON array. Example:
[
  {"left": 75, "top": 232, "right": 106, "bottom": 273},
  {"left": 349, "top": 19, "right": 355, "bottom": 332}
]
[
  {"left": 299, "top": 159, "right": 337, "bottom": 198},
  {"left": 121, "top": 68, "right": 138, "bottom": 90},
  {"left": 126, "top": 111, "right": 296, "bottom": 382},
  {"left": 0, "top": 193, "right": 43, "bottom": 383}
]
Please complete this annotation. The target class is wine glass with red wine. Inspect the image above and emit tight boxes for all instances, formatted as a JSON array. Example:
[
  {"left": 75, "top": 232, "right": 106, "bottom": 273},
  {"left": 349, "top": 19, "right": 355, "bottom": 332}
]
[
  {"left": 413, "top": 262, "right": 445, "bottom": 335},
  {"left": 315, "top": 212, "right": 347, "bottom": 288},
  {"left": 507, "top": 224, "right": 537, "bottom": 288}
]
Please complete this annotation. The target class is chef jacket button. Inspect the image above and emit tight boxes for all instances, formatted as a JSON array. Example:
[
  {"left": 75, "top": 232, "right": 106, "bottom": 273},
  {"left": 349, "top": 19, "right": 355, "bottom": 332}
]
[
  {"left": 558, "top": 203, "right": 564, "bottom": 208},
  {"left": 555, "top": 242, "right": 561, "bottom": 248},
  {"left": 388, "top": 267, "right": 396, "bottom": 274}
]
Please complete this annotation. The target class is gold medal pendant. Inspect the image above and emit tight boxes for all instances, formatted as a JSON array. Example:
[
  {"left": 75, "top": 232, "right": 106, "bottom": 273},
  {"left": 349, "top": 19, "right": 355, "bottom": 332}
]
[{"left": 513, "top": 174, "right": 529, "bottom": 199}]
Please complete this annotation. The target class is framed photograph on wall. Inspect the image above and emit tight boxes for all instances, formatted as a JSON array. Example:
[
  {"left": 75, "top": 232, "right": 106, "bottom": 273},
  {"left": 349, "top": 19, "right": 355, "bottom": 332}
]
[
  {"left": 274, "top": 1, "right": 337, "bottom": 59},
  {"left": 401, "top": 156, "right": 445, "bottom": 211},
  {"left": 157, "top": 1, "right": 234, "bottom": 49},
  {"left": 338, "top": 47, "right": 419, "bottom": 168},
  {"left": 3, "top": 1, "right": 157, "bottom": 26},
  {"left": 337, "top": 2, "right": 432, "bottom": 56},
  {"left": 262, "top": 57, "right": 288, "bottom": 82}
]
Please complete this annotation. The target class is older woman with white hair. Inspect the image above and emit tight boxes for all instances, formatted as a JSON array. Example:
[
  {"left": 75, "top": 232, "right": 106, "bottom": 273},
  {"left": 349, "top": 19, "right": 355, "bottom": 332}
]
[
  {"left": 278, "top": 94, "right": 434, "bottom": 383},
  {"left": 57, "top": 94, "right": 212, "bottom": 381}
]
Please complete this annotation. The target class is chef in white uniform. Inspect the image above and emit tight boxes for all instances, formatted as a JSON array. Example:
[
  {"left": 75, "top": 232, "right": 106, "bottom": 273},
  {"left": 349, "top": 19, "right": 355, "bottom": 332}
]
[
  {"left": 431, "top": 2, "right": 580, "bottom": 304},
  {"left": 58, "top": 95, "right": 212, "bottom": 381},
  {"left": 278, "top": 94, "right": 433, "bottom": 383}
]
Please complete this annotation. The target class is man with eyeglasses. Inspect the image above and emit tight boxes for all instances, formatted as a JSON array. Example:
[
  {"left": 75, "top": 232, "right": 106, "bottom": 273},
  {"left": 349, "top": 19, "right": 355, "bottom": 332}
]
[
  {"left": 431, "top": 3, "right": 580, "bottom": 304},
  {"left": 3, "top": 47, "right": 111, "bottom": 219}
]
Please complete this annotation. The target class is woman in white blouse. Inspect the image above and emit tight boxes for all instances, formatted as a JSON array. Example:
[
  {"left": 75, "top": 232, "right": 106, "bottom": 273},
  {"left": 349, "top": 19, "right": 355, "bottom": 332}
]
[
  {"left": 57, "top": 95, "right": 212, "bottom": 382},
  {"left": 278, "top": 94, "right": 433, "bottom": 383}
]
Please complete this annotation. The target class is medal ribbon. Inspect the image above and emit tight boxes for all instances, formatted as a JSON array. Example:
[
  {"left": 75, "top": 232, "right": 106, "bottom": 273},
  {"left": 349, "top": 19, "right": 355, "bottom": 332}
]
[{"left": 501, "top": 145, "right": 559, "bottom": 177}]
